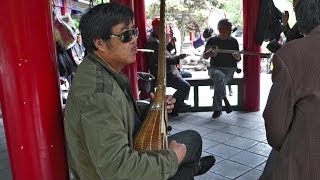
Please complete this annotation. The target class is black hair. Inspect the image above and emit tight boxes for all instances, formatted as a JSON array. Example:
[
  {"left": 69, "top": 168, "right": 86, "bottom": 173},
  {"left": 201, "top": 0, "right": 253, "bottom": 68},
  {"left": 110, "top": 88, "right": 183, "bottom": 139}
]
[
  {"left": 203, "top": 27, "right": 214, "bottom": 39},
  {"left": 79, "top": 3, "right": 134, "bottom": 53},
  {"left": 295, "top": 0, "right": 320, "bottom": 34},
  {"left": 217, "top": 19, "right": 232, "bottom": 30}
]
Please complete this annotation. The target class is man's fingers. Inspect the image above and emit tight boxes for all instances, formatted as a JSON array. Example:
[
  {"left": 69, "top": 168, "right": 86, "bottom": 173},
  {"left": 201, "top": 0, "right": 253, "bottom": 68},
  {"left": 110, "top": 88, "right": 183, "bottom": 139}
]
[{"left": 150, "top": 92, "right": 155, "bottom": 99}]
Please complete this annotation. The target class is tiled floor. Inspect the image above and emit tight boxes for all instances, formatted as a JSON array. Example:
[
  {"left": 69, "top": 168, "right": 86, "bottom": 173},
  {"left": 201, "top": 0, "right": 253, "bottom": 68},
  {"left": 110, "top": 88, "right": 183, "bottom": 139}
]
[
  {"left": 171, "top": 111, "right": 271, "bottom": 180},
  {"left": 0, "top": 73, "right": 273, "bottom": 179},
  {"left": 0, "top": 112, "right": 11, "bottom": 180}
]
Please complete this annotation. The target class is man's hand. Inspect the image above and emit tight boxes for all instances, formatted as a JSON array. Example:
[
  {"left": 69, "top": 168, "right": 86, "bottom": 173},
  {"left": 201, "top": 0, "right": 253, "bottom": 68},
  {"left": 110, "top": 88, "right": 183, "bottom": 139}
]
[
  {"left": 169, "top": 140, "right": 186, "bottom": 164},
  {"left": 149, "top": 93, "right": 176, "bottom": 113},
  {"left": 165, "top": 95, "right": 176, "bottom": 113},
  {"left": 178, "top": 54, "right": 187, "bottom": 59},
  {"left": 282, "top": 11, "right": 289, "bottom": 26},
  {"left": 232, "top": 52, "right": 241, "bottom": 61},
  {"left": 204, "top": 48, "right": 217, "bottom": 58}
]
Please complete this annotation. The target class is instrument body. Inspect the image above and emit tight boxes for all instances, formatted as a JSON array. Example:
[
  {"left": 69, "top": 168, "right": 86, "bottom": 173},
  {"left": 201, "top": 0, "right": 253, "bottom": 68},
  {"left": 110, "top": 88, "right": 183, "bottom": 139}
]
[{"left": 133, "top": 0, "right": 168, "bottom": 151}]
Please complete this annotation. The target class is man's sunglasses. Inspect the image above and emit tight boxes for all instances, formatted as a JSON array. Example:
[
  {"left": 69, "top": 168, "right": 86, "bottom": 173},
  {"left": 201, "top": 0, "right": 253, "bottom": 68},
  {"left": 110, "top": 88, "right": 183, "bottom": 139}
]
[{"left": 110, "top": 28, "right": 139, "bottom": 43}]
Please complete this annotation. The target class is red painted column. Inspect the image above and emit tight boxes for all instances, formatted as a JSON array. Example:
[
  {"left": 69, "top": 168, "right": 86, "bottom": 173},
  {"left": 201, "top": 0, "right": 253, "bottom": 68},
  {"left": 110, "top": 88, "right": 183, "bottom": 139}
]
[
  {"left": 243, "top": 0, "right": 261, "bottom": 111},
  {"left": 0, "top": 1, "right": 69, "bottom": 180},
  {"left": 112, "top": 0, "right": 139, "bottom": 99},
  {"left": 61, "top": 0, "right": 68, "bottom": 15},
  {"left": 134, "top": 0, "right": 148, "bottom": 72},
  {"left": 133, "top": 0, "right": 150, "bottom": 99}
]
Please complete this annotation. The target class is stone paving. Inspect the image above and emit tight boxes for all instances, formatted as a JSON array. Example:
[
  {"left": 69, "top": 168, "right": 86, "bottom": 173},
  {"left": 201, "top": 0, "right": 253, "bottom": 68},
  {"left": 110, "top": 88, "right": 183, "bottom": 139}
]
[{"left": 0, "top": 73, "right": 273, "bottom": 180}]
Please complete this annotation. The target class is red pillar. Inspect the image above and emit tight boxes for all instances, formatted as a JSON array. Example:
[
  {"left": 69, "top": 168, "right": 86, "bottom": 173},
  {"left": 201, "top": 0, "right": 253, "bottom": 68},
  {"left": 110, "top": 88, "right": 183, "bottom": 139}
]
[
  {"left": 134, "top": 0, "right": 148, "bottom": 72},
  {"left": 122, "top": 64, "right": 139, "bottom": 99},
  {"left": 61, "top": 0, "right": 68, "bottom": 15},
  {"left": 112, "top": 0, "right": 139, "bottom": 99},
  {"left": 0, "top": 1, "right": 69, "bottom": 180},
  {"left": 190, "top": 31, "right": 194, "bottom": 43},
  {"left": 243, "top": 0, "right": 261, "bottom": 111}
]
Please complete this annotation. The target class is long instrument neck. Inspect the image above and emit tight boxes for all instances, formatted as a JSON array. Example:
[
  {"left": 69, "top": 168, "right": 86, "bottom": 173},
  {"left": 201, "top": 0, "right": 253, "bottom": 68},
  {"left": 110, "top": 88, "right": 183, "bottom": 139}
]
[
  {"left": 155, "top": 0, "right": 166, "bottom": 98},
  {"left": 214, "top": 48, "right": 271, "bottom": 58}
]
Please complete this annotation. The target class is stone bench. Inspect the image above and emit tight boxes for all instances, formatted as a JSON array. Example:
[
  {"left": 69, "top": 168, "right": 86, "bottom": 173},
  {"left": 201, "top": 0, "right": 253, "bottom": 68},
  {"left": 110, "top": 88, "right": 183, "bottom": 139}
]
[{"left": 182, "top": 76, "right": 244, "bottom": 112}]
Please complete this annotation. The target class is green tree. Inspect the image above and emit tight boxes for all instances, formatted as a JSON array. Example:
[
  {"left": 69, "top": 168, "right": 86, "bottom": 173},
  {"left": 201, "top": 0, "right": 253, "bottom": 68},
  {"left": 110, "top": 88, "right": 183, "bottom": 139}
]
[
  {"left": 220, "top": 0, "right": 242, "bottom": 26},
  {"left": 148, "top": 0, "right": 222, "bottom": 30},
  {"left": 147, "top": 0, "right": 222, "bottom": 52}
]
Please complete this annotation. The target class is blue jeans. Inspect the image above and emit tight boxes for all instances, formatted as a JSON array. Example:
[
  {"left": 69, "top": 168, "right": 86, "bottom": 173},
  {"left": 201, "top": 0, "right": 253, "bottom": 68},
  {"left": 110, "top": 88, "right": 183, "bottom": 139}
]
[
  {"left": 167, "top": 76, "right": 190, "bottom": 112},
  {"left": 168, "top": 130, "right": 202, "bottom": 180},
  {"left": 208, "top": 67, "right": 236, "bottom": 111}
]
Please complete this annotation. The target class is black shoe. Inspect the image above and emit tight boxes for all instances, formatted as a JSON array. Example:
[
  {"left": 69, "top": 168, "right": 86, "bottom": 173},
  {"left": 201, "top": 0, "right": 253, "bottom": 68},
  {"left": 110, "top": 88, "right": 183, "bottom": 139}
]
[
  {"left": 177, "top": 103, "right": 191, "bottom": 112},
  {"left": 179, "top": 103, "right": 191, "bottom": 110},
  {"left": 195, "top": 156, "right": 216, "bottom": 176},
  {"left": 223, "top": 97, "right": 233, "bottom": 114},
  {"left": 212, "top": 111, "right": 222, "bottom": 118},
  {"left": 180, "top": 103, "right": 191, "bottom": 108},
  {"left": 168, "top": 111, "right": 179, "bottom": 117}
]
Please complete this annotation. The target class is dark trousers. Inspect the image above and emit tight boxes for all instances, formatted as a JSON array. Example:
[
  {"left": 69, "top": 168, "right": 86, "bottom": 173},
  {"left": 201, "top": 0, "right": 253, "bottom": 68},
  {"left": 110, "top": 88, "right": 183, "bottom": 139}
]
[
  {"left": 168, "top": 130, "right": 202, "bottom": 180},
  {"left": 167, "top": 76, "right": 190, "bottom": 112}
]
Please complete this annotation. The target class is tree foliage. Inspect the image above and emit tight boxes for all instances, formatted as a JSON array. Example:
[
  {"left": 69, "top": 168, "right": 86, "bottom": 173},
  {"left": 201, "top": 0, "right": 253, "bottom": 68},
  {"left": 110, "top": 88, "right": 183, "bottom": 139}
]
[
  {"left": 220, "top": 0, "right": 242, "bottom": 26},
  {"left": 147, "top": 0, "right": 222, "bottom": 33}
]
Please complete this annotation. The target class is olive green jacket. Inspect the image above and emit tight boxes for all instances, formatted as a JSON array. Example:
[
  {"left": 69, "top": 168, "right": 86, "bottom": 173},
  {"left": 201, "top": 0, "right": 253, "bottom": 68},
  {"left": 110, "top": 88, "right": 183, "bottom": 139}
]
[{"left": 64, "top": 53, "right": 178, "bottom": 180}]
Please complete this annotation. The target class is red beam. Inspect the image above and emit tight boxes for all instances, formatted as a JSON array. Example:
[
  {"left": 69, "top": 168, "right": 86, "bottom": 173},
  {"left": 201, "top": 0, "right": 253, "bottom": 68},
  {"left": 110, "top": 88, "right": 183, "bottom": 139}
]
[
  {"left": 61, "top": 0, "right": 68, "bottom": 15},
  {"left": 0, "top": 1, "right": 69, "bottom": 179}
]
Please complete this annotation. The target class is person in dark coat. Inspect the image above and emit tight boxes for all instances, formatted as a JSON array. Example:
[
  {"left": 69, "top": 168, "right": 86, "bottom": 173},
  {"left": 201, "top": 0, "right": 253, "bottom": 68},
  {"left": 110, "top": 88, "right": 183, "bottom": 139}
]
[
  {"left": 146, "top": 18, "right": 191, "bottom": 116},
  {"left": 281, "top": 11, "right": 304, "bottom": 43},
  {"left": 266, "top": 11, "right": 304, "bottom": 53},
  {"left": 255, "top": 0, "right": 283, "bottom": 45}
]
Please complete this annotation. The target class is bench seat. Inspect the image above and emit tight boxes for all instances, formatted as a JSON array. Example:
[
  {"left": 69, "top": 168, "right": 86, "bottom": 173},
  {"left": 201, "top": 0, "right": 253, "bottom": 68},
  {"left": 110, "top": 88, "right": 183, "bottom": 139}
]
[{"left": 182, "top": 76, "right": 244, "bottom": 112}]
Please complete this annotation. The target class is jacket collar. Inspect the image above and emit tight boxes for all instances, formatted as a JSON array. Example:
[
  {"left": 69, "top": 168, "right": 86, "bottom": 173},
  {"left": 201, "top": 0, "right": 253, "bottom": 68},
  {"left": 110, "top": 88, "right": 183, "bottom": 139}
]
[
  {"left": 307, "top": 25, "right": 320, "bottom": 36},
  {"left": 86, "top": 52, "right": 127, "bottom": 81},
  {"left": 86, "top": 52, "right": 139, "bottom": 117}
]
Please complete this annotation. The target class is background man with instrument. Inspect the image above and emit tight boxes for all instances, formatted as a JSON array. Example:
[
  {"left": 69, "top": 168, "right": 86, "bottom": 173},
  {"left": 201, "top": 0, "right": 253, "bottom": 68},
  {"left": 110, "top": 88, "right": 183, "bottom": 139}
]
[
  {"left": 64, "top": 3, "right": 214, "bottom": 180},
  {"left": 146, "top": 18, "right": 191, "bottom": 116},
  {"left": 203, "top": 18, "right": 241, "bottom": 118}
]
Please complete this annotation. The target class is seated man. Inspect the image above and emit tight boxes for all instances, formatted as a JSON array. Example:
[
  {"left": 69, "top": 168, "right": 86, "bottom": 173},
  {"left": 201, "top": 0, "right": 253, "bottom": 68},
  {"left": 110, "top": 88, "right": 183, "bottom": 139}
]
[
  {"left": 64, "top": 3, "right": 215, "bottom": 180},
  {"left": 146, "top": 18, "right": 190, "bottom": 116},
  {"left": 203, "top": 19, "right": 241, "bottom": 118}
]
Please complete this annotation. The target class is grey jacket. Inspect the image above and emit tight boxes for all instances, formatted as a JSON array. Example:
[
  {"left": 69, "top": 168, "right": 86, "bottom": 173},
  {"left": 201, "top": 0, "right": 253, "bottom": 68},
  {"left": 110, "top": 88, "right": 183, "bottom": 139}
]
[{"left": 64, "top": 53, "right": 178, "bottom": 180}]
